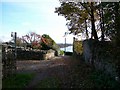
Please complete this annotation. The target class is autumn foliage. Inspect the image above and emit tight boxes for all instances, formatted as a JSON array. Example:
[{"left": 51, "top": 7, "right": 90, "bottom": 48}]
[
  {"left": 20, "top": 32, "right": 45, "bottom": 49},
  {"left": 18, "top": 32, "right": 59, "bottom": 50}
]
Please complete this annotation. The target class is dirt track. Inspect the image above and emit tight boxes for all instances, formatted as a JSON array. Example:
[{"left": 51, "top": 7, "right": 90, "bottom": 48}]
[
  {"left": 16, "top": 56, "right": 71, "bottom": 73},
  {"left": 16, "top": 56, "right": 76, "bottom": 88},
  {"left": 15, "top": 55, "right": 120, "bottom": 89}
]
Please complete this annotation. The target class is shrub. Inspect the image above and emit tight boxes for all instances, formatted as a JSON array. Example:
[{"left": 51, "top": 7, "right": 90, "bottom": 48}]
[
  {"left": 73, "top": 41, "right": 83, "bottom": 55},
  {"left": 60, "top": 50, "right": 64, "bottom": 55}
]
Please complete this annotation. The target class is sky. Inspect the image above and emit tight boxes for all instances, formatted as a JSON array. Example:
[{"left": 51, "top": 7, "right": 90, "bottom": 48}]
[{"left": 0, "top": 0, "right": 74, "bottom": 44}]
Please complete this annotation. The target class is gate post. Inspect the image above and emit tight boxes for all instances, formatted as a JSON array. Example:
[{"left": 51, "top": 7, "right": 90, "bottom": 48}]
[
  {"left": 11, "top": 32, "right": 17, "bottom": 70},
  {"left": 0, "top": 44, "right": 2, "bottom": 89}
]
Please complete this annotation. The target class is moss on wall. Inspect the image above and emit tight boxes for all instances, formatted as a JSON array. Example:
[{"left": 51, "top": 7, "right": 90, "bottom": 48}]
[{"left": 73, "top": 41, "right": 83, "bottom": 55}]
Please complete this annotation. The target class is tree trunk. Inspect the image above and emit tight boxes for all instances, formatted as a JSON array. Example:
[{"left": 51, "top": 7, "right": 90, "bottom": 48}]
[
  {"left": 101, "top": 6, "right": 105, "bottom": 41},
  {"left": 91, "top": 2, "right": 98, "bottom": 40},
  {"left": 85, "top": 19, "right": 89, "bottom": 39}
]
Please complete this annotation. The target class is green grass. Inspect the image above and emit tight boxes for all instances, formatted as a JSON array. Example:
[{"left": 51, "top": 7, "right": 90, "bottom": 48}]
[
  {"left": 36, "top": 77, "right": 61, "bottom": 88},
  {"left": 59, "top": 50, "right": 64, "bottom": 55},
  {"left": 2, "top": 73, "right": 35, "bottom": 89}
]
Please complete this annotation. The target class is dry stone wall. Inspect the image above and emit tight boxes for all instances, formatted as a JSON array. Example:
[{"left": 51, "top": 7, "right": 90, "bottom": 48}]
[
  {"left": 2, "top": 44, "right": 16, "bottom": 78},
  {"left": 17, "top": 48, "right": 55, "bottom": 60},
  {"left": 73, "top": 39, "right": 120, "bottom": 80},
  {"left": 2, "top": 44, "right": 55, "bottom": 79},
  {"left": 82, "top": 39, "right": 119, "bottom": 81}
]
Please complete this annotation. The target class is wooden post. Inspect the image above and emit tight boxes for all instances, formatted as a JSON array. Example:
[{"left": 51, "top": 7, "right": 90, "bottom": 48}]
[
  {"left": 11, "top": 32, "right": 17, "bottom": 71},
  {"left": 64, "top": 37, "right": 66, "bottom": 52},
  {"left": 14, "top": 32, "right": 17, "bottom": 70},
  {"left": 0, "top": 44, "right": 2, "bottom": 90},
  {"left": 73, "top": 37, "right": 75, "bottom": 53},
  {"left": 64, "top": 32, "right": 67, "bottom": 53}
]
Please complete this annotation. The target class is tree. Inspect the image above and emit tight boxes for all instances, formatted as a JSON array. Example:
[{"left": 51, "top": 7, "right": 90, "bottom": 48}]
[
  {"left": 55, "top": 1, "right": 99, "bottom": 40},
  {"left": 21, "top": 32, "right": 45, "bottom": 49},
  {"left": 16, "top": 37, "right": 23, "bottom": 47},
  {"left": 90, "top": 2, "right": 98, "bottom": 40},
  {"left": 21, "top": 33, "right": 60, "bottom": 51},
  {"left": 41, "top": 34, "right": 60, "bottom": 50},
  {"left": 114, "top": 2, "right": 120, "bottom": 46},
  {"left": 102, "top": 2, "right": 120, "bottom": 44},
  {"left": 98, "top": 2, "right": 105, "bottom": 41},
  {"left": 55, "top": 1, "right": 120, "bottom": 42}
]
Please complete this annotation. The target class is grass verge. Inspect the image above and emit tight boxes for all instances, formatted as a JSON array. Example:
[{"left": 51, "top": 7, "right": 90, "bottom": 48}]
[{"left": 2, "top": 73, "right": 35, "bottom": 89}]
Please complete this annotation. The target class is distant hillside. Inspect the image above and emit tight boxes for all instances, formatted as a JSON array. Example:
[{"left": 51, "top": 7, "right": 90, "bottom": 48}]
[{"left": 57, "top": 43, "right": 73, "bottom": 48}]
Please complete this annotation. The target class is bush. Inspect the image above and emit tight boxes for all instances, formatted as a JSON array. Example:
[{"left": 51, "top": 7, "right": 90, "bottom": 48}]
[
  {"left": 60, "top": 50, "right": 64, "bottom": 55},
  {"left": 73, "top": 41, "right": 83, "bottom": 55}
]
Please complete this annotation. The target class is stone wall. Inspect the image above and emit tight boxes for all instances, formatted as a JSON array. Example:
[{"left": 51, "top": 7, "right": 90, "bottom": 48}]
[
  {"left": 2, "top": 44, "right": 55, "bottom": 80},
  {"left": 2, "top": 44, "right": 16, "bottom": 78},
  {"left": 82, "top": 40, "right": 91, "bottom": 63},
  {"left": 82, "top": 39, "right": 119, "bottom": 81},
  {"left": 17, "top": 49, "right": 55, "bottom": 60},
  {"left": 43, "top": 49, "right": 55, "bottom": 60}
]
